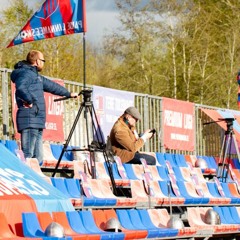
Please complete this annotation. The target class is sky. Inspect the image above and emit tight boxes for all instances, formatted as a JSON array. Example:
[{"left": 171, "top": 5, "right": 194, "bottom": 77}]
[{"left": 0, "top": 0, "right": 121, "bottom": 45}]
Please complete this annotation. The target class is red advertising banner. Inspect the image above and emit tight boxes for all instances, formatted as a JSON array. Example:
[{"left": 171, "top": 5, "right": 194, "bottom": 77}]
[
  {"left": 11, "top": 79, "right": 65, "bottom": 142},
  {"left": 162, "top": 97, "right": 195, "bottom": 151}
]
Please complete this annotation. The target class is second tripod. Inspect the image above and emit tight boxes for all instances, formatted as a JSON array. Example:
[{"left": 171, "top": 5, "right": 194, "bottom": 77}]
[{"left": 216, "top": 118, "right": 240, "bottom": 182}]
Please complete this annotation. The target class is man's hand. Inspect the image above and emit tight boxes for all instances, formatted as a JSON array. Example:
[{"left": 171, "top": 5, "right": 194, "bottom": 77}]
[
  {"left": 23, "top": 103, "right": 33, "bottom": 108},
  {"left": 70, "top": 92, "right": 79, "bottom": 98}
]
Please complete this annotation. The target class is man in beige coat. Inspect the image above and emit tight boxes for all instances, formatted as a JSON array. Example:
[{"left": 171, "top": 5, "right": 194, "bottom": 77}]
[{"left": 109, "top": 106, "right": 156, "bottom": 165}]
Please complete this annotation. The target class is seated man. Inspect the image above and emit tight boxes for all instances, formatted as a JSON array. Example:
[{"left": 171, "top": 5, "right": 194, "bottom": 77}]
[{"left": 109, "top": 106, "right": 156, "bottom": 165}]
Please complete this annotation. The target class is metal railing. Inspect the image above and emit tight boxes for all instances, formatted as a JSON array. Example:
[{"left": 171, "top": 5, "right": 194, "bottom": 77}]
[{"left": 1, "top": 68, "right": 226, "bottom": 157}]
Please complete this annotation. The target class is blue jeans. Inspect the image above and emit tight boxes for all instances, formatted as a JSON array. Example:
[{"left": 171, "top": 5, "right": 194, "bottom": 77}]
[{"left": 20, "top": 128, "right": 43, "bottom": 164}]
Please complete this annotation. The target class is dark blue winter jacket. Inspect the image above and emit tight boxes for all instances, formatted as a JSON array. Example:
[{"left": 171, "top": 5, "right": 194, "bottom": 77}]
[{"left": 11, "top": 61, "right": 71, "bottom": 132}]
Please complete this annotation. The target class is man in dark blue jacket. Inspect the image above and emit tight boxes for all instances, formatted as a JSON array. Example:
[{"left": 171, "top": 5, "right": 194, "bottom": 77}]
[{"left": 11, "top": 50, "right": 78, "bottom": 164}]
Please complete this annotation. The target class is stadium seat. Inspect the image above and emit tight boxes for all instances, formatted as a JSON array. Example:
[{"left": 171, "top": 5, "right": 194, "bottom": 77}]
[
  {"left": 97, "top": 162, "right": 129, "bottom": 187},
  {"left": 91, "top": 210, "right": 126, "bottom": 239},
  {"left": 42, "top": 142, "right": 59, "bottom": 167},
  {"left": 22, "top": 211, "right": 72, "bottom": 239},
  {"left": 126, "top": 209, "right": 163, "bottom": 238},
  {"left": 212, "top": 206, "right": 239, "bottom": 231},
  {"left": 51, "top": 144, "right": 74, "bottom": 161},
  {"left": 158, "top": 180, "right": 185, "bottom": 205},
  {"left": 123, "top": 164, "right": 139, "bottom": 180},
  {"left": 85, "top": 178, "right": 117, "bottom": 206},
  {"left": 0, "top": 212, "right": 42, "bottom": 239},
  {"left": 51, "top": 177, "right": 82, "bottom": 207},
  {"left": 220, "top": 182, "right": 240, "bottom": 204},
  {"left": 137, "top": 209, "right": 178, "bottom": 238},
  {"left": 66, "top": 211, "right": 100, "bottom": 239},
  {"left": 174, "top": 154, "right": 188, "bottom": 167},
  {"left": 227, "top": 182, "right": 240, "bottom": 199},
  {"left": 79, "top": 210, "right": 125, "bottom": 239},
  {"left": 4, "top": 140, "right": 19, "bottom": 156},
  {"left": 111, "top": 163, "right": 130, "bottom": 186},
  {"left": 52, "top": 211, "right": 92, "bottom": 239},
  {"left": 155, "top": 152, "right": 166, "bottom": 166},
  {"left": 147, "top": 208, "right": 196, "bottom": 237},
  {"left": 103, "top": 209, "right": 145, "bottom": 239},
  {"left": 157, "top": 166, "right": 170, "bottom": 181},
  {"left": 186, "top": 207, "right": 216, "bottom": 233},
  {"left": 148, "top": 165, "right": 162, "bottom": 180},
  {"left": 73, "top": 160, "right": 92, "bottom": 179},
  {"left": 176, "top": 181, "right": 209, "bottom": 204},
  {"left": 130, "top": 179, "right": 156, "bottom": 207},
  {"left": 115, "top": 209, "right": 148, "bottom": 238},
  {"left": 164, "top": 153, "right": 177, "bottom": 167},
  {"left": 206, "top": 182, "right": 231, "bottom": 205},
  {"left": 64, "top": 177, "right": 96, "bottom": 207},
  {"left": 173, "top": 166, "right": 192, "bottom": 182},
  {"left": 228, "top": 206, "right": 240, "bottom": 224}
]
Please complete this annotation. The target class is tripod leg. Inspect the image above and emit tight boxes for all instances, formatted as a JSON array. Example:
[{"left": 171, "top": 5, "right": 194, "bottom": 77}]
[
  {"left": 217, "top": 134, "right": 227, "bottom": 178},
  {"left": 232, "top": 134, "right": 240, "bottom": 163},
  {"left": 52, "top": 105, "right": 84, "bottom": 177},
  {"left": 218, "top": 133, "right": 231, "bottom": 181}
]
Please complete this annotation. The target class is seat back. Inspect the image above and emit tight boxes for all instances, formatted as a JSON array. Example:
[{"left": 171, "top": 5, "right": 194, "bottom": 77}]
[
  {"left": 0, "top": 212, "right": 16, "bottom": 238},
  {"left": 22, "top": 212, "right": 45, "bottom": 237}
]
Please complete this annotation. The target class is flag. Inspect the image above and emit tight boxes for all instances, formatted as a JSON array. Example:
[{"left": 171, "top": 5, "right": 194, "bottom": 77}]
[{"left": 7, "top": 0, "right": 87, "bottom": 47}]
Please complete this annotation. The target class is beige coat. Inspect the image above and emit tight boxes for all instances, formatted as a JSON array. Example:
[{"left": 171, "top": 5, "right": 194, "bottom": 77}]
[{"left": 109, "top": 116, "right": 144, "bottom": 163}]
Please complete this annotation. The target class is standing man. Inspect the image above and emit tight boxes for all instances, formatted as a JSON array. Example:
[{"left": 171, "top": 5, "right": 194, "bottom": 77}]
[
  {"left": 11, "top": 50, "right": 78, "bottom": 164},
  {"left": 109, "top": 106, "right": 156, "bottom": 165}
]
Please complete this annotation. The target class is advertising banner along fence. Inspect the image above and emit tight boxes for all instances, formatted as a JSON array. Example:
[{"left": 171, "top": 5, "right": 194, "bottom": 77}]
[{"left": 162, "top": 97, "right": 195, "bottom": 151}]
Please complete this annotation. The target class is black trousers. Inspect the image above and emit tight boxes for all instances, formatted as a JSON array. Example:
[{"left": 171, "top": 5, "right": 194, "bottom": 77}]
[{"left": 127, "top": 152, "right": 156, "bottom": 165}]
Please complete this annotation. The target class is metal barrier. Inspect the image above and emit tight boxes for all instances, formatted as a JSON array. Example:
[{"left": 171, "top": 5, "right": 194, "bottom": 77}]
[{"left": 0, "top": 68, "right": 226, "bottom": 157}]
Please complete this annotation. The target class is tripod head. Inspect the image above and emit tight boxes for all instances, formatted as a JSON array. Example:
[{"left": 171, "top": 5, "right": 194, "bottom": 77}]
[
  {"left": 218, "top": 118, "right": 235, "bottom": 132},
  {"left": 203, "top": 117, "right": 235, "bottom": 128},
  {"left": 80, "top": 89, "right": 92, "bottom": 103}
]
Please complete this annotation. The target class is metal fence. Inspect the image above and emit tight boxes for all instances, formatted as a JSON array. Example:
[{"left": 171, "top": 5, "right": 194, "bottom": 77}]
[{"left": 0, "top": 68, "right": 227, "bottom": 157}]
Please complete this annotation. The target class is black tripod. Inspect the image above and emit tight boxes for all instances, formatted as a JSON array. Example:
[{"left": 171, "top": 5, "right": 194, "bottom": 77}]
[
  {"left": 51, "top": 89, "right": 117, "bottom": 195},
  {"left": 216, "top": 118, "right": 240, "bottom": 182}
]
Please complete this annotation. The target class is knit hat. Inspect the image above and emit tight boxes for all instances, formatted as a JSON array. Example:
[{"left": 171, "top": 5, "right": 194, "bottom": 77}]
[{"left": 124, "top": 106, "right": 141, "bottom": 121}]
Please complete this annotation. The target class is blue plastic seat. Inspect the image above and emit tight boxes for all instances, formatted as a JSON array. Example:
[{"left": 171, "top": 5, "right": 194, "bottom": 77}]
[
  {"left": 157, "top": 166, "right": 170, "bottom": 181},
  {"left": 206, "top": 182, "right": 230, "bottom": 204},
  {"left": 137, "top": 209, "right": 178, "bottom": 238},
  {"left": 172, "top": 167, "right": 185, "bottom": 181},
  {"left": 158, "top": 180, "right": 179, "bottom": 199},
  {"left": 229, "top": 206, "right": 240, "bottom": 223},
  {"left": 212, "top": 206, "right": 235, "bottom": 226},
  {"left": 115, "top": 209, "right": 148, "bottom": 238},
  {"left": 174, "top": 154, "right": 188, "bottom": 167},
  {"left": 66, "top": 211, "right": 101, "bottom": 239},
  {"left": 79, "top": 210, "right": 125, "bottom": 239},
  {"left": 64, "top": 178, "right": 97, "bottom": 207},
  {"left": 231, "top": 158, "right": 240, "bottom": 169},
  {"left": 176, "top": 181, "right": 208, "bottom": 204},
  {"left": 123, "top": 164, "right": 139, "bottom": 180},
  {"left": 164, "top": 153, "right": 177, "bottom": 167},
  {"left": 219, "top": 206, "right": 239, "bottom": 224},
  {"left": 221, "top": 182, "right": 240, "bottom": 204},
  {"left": 126, "top": 209, "right": 161, "bottom": 238},
  {"left": 51, "top": 177, "right": 71, "bottom": 197},
  {"left": 50, "top": 144, "right": 73, "bottom": 161},
  {"left": 4, "top": 140, "right": 19, "bottom": 156},
  {"left": 156, "top": 152, "right": 166, "bottom": 166},
  {"left": 22, "top": 212, "right": 71, "bottom": 239}
]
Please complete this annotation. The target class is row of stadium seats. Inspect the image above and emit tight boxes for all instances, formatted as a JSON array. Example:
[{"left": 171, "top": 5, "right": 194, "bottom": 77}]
[{"left": 2, "top": 206, "right": 240, "bottom": 239}]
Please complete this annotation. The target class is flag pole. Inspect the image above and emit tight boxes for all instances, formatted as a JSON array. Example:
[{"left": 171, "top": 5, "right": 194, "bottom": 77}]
[{"left": 83, "top": 32, "right": 86, "bottom": 89}]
